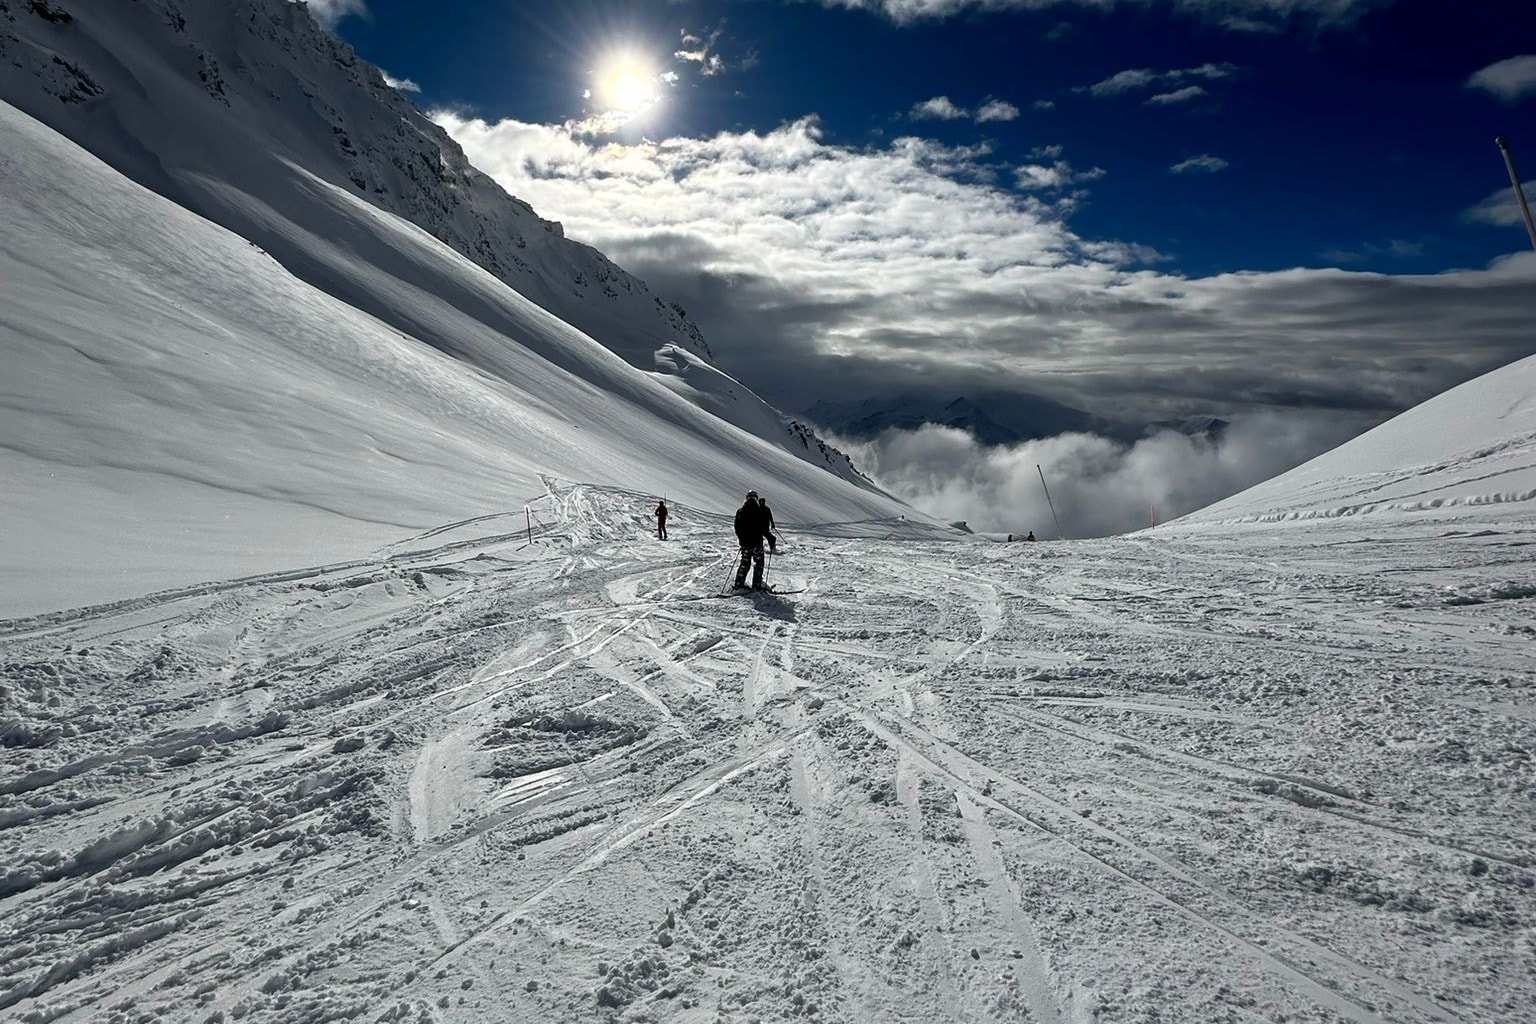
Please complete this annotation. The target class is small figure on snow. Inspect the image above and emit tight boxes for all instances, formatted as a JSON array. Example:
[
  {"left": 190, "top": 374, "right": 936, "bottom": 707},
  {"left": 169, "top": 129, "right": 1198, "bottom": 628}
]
[
  {"left": 1025, "top": 531, "right": 1036, "bottom": 542},
  {"left": 655, "top": 499, "right": 669, "bottom": 540},
  {"left": 733, "top": 490, "right": 774, "bottom": 590},
  {"left": 760, "top": 496, "right": 778, "bottom": 553}
]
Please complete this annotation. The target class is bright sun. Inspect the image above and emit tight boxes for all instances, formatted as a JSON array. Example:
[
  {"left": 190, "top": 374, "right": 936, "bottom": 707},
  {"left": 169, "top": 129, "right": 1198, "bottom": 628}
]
[{"left": 595, "top": 55, "right": 661, "bottom": 115}]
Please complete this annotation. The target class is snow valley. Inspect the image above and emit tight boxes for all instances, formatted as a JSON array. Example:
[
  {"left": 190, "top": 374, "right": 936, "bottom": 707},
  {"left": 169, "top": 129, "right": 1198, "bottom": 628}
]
[{"left": 2, "top": 0, "right": 1535, "bottom": 1022}]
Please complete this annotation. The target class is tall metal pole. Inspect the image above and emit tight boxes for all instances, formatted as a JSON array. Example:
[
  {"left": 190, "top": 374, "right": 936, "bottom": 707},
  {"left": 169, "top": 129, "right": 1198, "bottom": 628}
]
[
  {"left": 1036, "top": 464, "right": 1063, "bottom": 540},
  {"left": 1495, "top": 136, "right": 1536, "bottom": 254}
]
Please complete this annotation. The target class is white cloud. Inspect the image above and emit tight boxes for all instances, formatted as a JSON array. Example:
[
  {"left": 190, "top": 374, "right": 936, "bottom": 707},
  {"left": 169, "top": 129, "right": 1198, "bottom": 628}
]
[
  {"left": 796, "top": 0, "right": 1380, "bottom": 28},
  {"left": 1170, "top": 154, "right": 1229, "bottom": 173},
  {"left": 975, "top": 98, "right": 1021, "bottom": 122},
  {"left": 1147, "top": 85, "right": 1206, "bottom": 105},
  {"left": 836, "top": 412, "right": 1368, "bottom": 537},
  {"left": 1087, "top": 62, "right": 1237, "bottom": 98},
  {"left": 912, "top": 96, "right": 969, "bottom": 120},
  {"left": 1466, "top": 55, "right": 1536, "bottom": 103},
  {"left": 1032, "top": 99, "right": 1056, "bottom": 110},
  {"left": 676, "top": 27, "right": 728, "bottom": 77},
  {"left": 299, "top": 0, "right": 366, "bottom": 30},
  {"left": 912, "top": 95, "right": 1022, "bottom": 124},
  {"left": 434, "top": 108, "right": 1536, "bottom": 437},
  {"left": 1015, "top": 158, "right": 1104, "bottom": 190},
  {"left": 381, "top": 70, "right": 420, "bottom": 93},
  {"left": 1088, "top": 68, "right": 1158, "bottom": 97},
  {"left": 1464, "top": 179, "right": 1536, "bottom": 227}
]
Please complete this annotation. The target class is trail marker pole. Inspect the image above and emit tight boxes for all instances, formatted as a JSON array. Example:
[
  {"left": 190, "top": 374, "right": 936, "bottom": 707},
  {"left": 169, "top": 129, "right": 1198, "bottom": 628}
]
[
  {"left": 1036, "top": 464, "right": 1064, "bottom": 540},
  {"left": 1495, "top": 136, "right": 1536, "bottom": 254},
  {"left": 525, "top": 504, "right": 532, "bottom": 543}
]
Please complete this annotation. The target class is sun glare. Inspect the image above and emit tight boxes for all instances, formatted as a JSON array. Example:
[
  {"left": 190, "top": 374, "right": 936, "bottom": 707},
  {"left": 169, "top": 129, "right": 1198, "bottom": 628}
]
[{"left": 595, "top": 53, "right": 661, "bottom": 117}]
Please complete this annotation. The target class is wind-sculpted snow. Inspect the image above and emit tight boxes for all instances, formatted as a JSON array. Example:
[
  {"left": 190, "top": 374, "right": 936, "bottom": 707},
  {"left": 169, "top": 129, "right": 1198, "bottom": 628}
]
[{"left": 1, "top": 484, "right": 1531, "bottom": 1023}]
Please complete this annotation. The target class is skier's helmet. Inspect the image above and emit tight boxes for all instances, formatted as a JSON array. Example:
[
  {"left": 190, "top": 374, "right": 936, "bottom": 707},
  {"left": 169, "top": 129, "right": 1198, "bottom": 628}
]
[{"left": 746, "top": 490, "right": 758, "bottom": 499}]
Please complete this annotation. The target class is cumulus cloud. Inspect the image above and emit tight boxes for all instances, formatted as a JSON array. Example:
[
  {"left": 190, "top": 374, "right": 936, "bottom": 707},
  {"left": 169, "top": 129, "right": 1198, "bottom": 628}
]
[
  {"left": 380, "top": 70, "right": 420, "bottom": 93},
  {"left": 835, "top": 412, "right": 1371, "bottom": 537},
  {"left": 1170, "top": 154, "right": 1229, "bottom": 173},
  {"left": 912, "top": 95, "right": 1024, "bottom": 124},
  {"left": 1032, "top": 98, "right": 1057, "bottom": 110},
  {"left": 1087, "top": 62, "right": 1238, "bottom": 98},
  {"left": 1014, "top": 157, "right": 1104, "bottom": 190},
  {"left": 435, "top": 108, "right": 1536, "bottom": 437},
  {"left": 1465, "top": 55, "right": 1536, "bottom": 103},
  {"left": 912, "top": 96, "right": 969, "bottom": 120},
  {"left": 976, "top": 98, "right": 1021, "bottom": 122},
  {"left": 301, "top": 0, "right": 366, "bottom": 30}
]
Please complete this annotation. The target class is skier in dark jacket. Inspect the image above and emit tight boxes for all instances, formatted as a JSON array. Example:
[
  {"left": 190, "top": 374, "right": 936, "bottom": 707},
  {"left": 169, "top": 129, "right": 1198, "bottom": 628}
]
[
  {"left": 655, "top": 499, "right": 669, "bottom": 540},
  {"left": 733, "top": 490, "right": 774, "bottom": 590}
]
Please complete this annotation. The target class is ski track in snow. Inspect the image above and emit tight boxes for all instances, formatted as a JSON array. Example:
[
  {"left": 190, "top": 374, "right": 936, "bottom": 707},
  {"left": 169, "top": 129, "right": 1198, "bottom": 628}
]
[{"left": 2, "top": 484, "right": 1534, "bottom": 1024}]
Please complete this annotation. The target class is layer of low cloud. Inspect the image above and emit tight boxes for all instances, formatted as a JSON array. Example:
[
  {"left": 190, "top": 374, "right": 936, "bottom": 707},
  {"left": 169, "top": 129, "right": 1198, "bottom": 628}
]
[
  {"left": 1465, "top": 55, "right": 1536, "bottom": 103},
  {"left": 301, "top": 0, "right": 366, "bottom": 30},
  {"left": 1170, "top": 153, "right": 1228, "bottom": 173},
  {"left": 436, "top": 110, "right": 1536, "bottom": 434},
  {"left": 835, "top": 412, "right": 1370, "bottom": 537}
]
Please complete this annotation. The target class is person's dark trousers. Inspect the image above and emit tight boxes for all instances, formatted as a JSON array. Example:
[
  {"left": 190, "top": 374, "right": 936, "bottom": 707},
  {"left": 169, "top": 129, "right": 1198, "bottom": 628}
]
[
  {"left": 658, "top": 522, "right": 667, "bottom": 539},
  {"left": 735, "top": 543, "right": 764, "bottom": 588}
]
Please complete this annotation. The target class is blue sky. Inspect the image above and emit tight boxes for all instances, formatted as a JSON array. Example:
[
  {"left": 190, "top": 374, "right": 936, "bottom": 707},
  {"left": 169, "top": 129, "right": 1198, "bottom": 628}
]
[
  {"left": 316, "top": 0, "right": 1536, "bottom": 437},
  {"left": 335, "top": 0, "right": 1531, "bottom": 277}
]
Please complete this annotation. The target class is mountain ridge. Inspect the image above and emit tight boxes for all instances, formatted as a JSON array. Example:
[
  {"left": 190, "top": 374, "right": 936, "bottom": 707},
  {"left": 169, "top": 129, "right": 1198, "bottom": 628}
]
[{"left": 0, "top": 0, "right": 867, "bottom": 486}]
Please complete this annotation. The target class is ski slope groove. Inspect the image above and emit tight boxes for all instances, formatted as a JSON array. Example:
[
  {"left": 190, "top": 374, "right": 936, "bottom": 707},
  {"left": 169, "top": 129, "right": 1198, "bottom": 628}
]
[{"left": 2, "top": 483, "right": 1531, "bottom": 1024}]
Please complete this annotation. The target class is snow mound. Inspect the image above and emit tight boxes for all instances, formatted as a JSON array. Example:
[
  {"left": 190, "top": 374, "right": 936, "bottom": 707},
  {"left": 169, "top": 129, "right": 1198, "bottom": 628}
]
[{"left": 1172, "top": 353, "right": 1536, "bottom": 526}]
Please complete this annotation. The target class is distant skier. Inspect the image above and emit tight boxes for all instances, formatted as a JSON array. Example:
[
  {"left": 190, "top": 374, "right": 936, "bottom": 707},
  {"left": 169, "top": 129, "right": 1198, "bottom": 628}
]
[
  {"left": 1025, "top": 531, "right": 1036, "bottom": 542},
  {"left": 655, "top": 499, "right": 669, "bottom": 540},
  {"left": 733, "top": 490, "right": 774, "bottom": 590},
  {"left": 760, "top": 496, "right": 778, "bottom": 553}
]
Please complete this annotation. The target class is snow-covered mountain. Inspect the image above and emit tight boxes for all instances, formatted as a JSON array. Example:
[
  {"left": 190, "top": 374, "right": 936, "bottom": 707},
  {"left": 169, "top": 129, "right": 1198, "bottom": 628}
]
[
  {"left": 0, "top": 0, "right": 926, "bottom": 616},
  {"left": 1170, "top": 352, "right": 1536, "bottom": 526}
]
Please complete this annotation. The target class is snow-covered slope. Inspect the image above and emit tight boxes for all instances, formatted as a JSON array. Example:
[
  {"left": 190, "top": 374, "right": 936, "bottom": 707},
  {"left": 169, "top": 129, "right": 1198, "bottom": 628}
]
[
  {"left": 0, "top": 97, "right": 933, "bottom": 617},
  {"left": 0, "top": 0, "right": 867, "bottom": 488},
  {"left": 1170, "top": 353, "right": 1536, "bottom": 526}
]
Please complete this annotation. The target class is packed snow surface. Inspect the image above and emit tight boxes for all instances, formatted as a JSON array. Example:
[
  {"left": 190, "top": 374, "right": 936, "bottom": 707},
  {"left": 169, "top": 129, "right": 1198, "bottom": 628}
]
[{"left": 2, "top": 474, "right": 1532, "bottom": 1023}]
